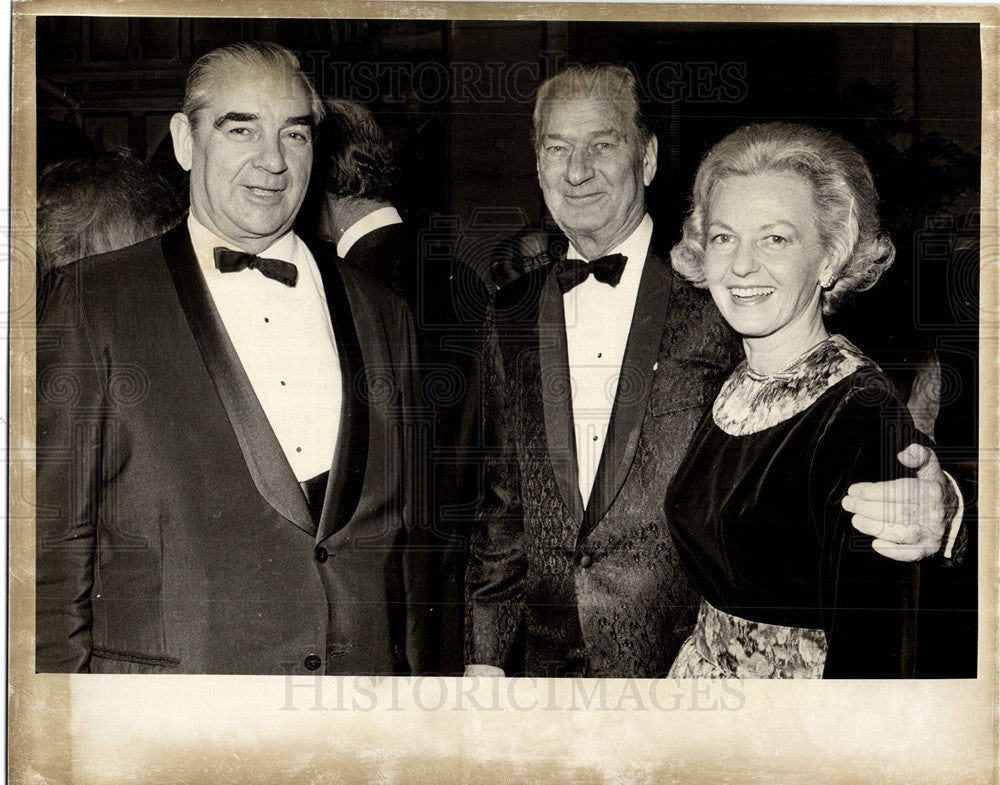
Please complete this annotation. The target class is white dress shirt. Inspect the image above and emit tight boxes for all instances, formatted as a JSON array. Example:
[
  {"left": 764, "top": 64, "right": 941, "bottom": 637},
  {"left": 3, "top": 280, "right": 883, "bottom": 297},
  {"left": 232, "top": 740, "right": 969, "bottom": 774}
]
[
  {"left": 188, "top": 215, "right": 341, "bottom": 482},
  {"left": 563, "top": 214, "right": 653, "bottom": 506},
  {"left": 336, "top": 206, "right": 403, "bottom": 258}
]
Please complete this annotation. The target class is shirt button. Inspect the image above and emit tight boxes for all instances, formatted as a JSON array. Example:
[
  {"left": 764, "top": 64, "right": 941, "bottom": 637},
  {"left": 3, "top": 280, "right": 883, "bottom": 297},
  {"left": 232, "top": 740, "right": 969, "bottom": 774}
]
[
  {"left": 315, "top": 546, "right": 328, "bottom": 563},
  {"left": 304, "top": 654, "right": 322, "bottom": 671},
  {"left": 579, "top": 553, "right": 593, "bottom": 568}
]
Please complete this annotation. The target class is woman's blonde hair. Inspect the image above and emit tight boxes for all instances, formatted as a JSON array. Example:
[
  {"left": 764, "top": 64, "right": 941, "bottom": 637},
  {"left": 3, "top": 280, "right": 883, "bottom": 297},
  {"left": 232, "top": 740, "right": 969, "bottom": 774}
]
[{"left": 670, "top": 122, "right": 895, "bottom": 314}]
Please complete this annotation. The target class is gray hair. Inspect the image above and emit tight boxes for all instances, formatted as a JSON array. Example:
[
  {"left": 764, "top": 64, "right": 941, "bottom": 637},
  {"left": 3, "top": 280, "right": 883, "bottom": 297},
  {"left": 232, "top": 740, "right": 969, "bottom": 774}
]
[
  {"left": 670, "top": 122, "right": 895, "bottom": 314},
  {"left": 533, "top": 64, "right": 651, "bottom": 153},
  {"left": 37, "top": 149, "right": 181, "bottom": 274},
  {"left": 181, "top": 42, "right": 324, "bottom": 133}
]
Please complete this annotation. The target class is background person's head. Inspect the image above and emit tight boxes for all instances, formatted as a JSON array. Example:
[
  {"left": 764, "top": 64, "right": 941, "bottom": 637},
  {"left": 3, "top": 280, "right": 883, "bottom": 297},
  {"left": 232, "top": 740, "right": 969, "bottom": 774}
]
[
  {"left": 37, "top": 148, "right": 181, "bottom": 275},
  {"left": 316, "top": 98, "right": 398, "bottom": 202},
  {"left": 169, "top": 42, "right": 324, "bottom": 254},
  {"left": 671, "top": 121, "right": 895, "bottom": 315},
  {"left": 305, "top": 98, "right": 399, "bottom": 241},
  {"left": 533, "top": 64, "right": 658, "bottom": 259}
]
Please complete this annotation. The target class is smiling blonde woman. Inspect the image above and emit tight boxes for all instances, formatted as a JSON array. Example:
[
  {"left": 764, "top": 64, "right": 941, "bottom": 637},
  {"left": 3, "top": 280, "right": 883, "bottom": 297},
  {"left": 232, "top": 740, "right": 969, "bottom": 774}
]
[{"left": 665, "top": 122, "right": 922, "bottom": 679}]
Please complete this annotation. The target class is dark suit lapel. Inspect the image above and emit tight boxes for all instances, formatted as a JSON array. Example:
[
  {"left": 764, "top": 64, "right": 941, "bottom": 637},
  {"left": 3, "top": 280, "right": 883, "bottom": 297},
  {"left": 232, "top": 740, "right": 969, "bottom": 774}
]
[
  {"left": 537, "top": 273, "right": 585, "bottom": 524},
  {"left": 497, "top": 263, "right": 584, "bottom": 524},
  {"left": 161, "top": 224, "right": 316, "bottom": 536},
  {"left": 313, "top": 253, "right": 370, "bottom": 544},
  {"left": 578, "top": 247, "right": 675, "bottom": 544}
]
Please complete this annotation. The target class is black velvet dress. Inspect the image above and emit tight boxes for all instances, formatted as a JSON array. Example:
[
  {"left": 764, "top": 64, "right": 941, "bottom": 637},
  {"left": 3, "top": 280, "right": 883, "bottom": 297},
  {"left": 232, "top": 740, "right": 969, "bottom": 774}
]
[{"left": 665, "top": 335, "right": 921, "bottom": 678}]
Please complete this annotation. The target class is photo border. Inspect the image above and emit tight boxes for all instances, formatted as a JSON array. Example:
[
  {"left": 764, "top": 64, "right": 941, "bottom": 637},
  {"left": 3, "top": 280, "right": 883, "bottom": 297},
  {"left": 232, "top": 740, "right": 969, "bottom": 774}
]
[{"left": 9, "top": 3, "right": 999, "bottom": 783}]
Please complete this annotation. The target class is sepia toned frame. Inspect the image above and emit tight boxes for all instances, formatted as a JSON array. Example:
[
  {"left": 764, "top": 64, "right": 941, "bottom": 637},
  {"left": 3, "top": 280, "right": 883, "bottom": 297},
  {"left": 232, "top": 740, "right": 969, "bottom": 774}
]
[{"left": 9, "top": 2, "right": 999, "bottom": 783}]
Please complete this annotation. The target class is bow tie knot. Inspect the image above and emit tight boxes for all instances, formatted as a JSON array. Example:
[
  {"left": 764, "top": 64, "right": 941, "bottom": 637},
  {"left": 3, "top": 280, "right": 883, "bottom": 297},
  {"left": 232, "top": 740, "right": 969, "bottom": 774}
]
[
  {"left": 554, "top": 253, "right": 628, "bottom": 293},
  {"left": 213, "top": 247, "right": 298, "bottom": 287}
]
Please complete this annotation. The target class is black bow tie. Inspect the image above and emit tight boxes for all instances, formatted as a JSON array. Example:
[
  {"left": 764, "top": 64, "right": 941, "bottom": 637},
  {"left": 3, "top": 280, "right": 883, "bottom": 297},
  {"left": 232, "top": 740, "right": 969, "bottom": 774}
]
[
  {"left": 213, "top": 247, "right": 298, "bottom": 287},
  {"left": 553, "top": 253, "right": 627, "bottom": 293}
]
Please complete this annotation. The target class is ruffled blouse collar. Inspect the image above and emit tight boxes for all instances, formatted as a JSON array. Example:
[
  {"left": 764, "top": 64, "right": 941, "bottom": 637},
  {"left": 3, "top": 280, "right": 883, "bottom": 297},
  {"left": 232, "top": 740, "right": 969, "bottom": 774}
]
[{"left": 712, "top": 334, "right": 876, "bottom": 436}]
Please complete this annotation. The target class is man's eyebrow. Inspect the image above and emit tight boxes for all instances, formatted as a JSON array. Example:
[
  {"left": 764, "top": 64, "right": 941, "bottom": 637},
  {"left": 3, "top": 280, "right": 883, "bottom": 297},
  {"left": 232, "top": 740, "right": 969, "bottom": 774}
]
[
  {"left": 213, "top": 112, "right": 258, "bottom": 128},
  {"left": 285, "top": 115, "right": 314, "bottom": 127},
  {"left": 542, "top": 129, "right": 624, "bottom": 141}
]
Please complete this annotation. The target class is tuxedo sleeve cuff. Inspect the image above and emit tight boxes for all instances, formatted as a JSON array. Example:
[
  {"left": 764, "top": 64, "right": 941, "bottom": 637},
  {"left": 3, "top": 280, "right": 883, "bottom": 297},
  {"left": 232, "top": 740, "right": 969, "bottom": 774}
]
[
  {"left": 942, "top": 471, "right": 964, "bottom": 560},
  {"left": 464, "top": 664, "right": 506, "bottom": 677}
]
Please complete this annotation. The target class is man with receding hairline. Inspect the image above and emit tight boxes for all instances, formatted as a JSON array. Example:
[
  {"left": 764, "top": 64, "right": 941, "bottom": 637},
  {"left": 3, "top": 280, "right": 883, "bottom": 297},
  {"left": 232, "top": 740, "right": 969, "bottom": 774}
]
[{"left": 36, "top": 42, "right": 431, "bottom": 675}]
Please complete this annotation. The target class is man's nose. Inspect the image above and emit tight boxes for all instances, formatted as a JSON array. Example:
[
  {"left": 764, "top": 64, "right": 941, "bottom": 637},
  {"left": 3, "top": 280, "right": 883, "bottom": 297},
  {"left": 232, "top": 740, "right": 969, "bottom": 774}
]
[
  {"left": 564, "top": 147, "right": 594, "bottom": 185},
  {"left": 253, "top": 135, "right": 288, "bottom": 173}
]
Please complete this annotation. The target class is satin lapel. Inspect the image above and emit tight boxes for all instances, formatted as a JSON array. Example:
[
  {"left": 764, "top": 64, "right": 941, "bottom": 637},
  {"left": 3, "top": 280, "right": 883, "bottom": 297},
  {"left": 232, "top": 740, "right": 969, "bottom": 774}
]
[
  {"left": 162, "top": 225, "right": 316, "bottom": 535},
  {"left": 529, "top": 271, "right": 584, "bottom": 524},
  {"left": 578, "top": 248, "right": 675, "bottom": 545},
  {"left": 314, "top": 256, "right": 370, "bottom": 544},
  {"left": 496, "top": 260, "right": 583, "bottom": 521}
]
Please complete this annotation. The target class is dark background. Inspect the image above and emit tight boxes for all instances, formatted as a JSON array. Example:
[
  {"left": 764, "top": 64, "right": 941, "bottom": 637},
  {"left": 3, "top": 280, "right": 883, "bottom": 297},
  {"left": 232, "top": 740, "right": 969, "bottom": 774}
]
[{"left": 35, "top": 16, "right": 981, "bottom": 475}]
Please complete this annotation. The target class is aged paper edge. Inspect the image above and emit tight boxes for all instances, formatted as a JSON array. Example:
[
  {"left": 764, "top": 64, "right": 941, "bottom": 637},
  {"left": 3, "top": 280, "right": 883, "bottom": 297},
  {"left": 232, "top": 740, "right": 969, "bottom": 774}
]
[{"left": 8, "top": 3, "right": 999, "bottom": 784}]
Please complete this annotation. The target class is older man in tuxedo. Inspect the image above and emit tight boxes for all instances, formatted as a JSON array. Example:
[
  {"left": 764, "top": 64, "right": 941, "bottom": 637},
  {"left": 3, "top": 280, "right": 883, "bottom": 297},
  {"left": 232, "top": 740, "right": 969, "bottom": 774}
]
[
  {"left": 466, "top": 64, "right": 962, "bottom": 678},
  {"left": 36, "top": 42, "right": 430, "bottom": 675}
]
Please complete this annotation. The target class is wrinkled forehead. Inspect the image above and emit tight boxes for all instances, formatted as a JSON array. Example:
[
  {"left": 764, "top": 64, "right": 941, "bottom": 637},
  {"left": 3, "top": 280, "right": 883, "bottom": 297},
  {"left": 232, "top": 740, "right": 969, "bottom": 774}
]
[
  {"left": 538, "top": 95, "right": 634, "bottom": 140},
  {"left": 197, "top": 63, "right": 314, "bottom": 119}
]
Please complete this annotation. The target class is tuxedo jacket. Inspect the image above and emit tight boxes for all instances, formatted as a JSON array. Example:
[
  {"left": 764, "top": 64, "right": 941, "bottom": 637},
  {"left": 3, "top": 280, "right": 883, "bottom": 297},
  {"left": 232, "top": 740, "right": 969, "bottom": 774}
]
[
  {"left": 35, "top": 223, "right": 431, "bottom": 675},
  {"left": 466, "top": 231, "right": 740, "bottom": 678},
  {"left": 341, "top": 221, "right": 489, "bottom": 676}
]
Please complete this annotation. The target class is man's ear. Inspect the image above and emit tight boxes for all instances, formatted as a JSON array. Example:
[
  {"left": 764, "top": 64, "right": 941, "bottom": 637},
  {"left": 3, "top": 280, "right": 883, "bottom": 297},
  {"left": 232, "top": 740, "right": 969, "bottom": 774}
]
[
  {"left": 169, "top": 112, "right": 194, "bottom": 172},
  {"left": 642, "top": 133, "right": 659, "bottom": 187}
]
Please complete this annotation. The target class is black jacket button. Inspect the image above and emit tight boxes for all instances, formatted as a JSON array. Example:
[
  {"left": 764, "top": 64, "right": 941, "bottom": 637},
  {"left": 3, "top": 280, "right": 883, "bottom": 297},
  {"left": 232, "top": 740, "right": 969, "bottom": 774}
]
[
  {"left": 579, "top": 553, "right": 593, "bottom": 568},
  {"left": 304, "top": 654, "right": 322, "bottom": 671},
  {"left": 315, "top": 546, "right": 328, "bottom": 563}
]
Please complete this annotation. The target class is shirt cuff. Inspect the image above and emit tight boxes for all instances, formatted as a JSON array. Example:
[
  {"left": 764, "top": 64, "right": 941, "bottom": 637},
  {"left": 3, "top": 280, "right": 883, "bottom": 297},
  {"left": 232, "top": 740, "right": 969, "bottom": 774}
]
[
  {"left": 942, "top": 471, "right": 964, "bottom": 559},
  {"left": 464, "top": 664, "right": 506, "bottom": 677}
]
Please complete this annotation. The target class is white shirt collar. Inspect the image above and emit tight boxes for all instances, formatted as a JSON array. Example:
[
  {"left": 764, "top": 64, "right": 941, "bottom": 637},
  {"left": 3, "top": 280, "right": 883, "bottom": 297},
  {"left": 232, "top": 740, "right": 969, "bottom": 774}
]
[
  {"left": 187, "top": 213, "right": 299, "bottom": 265},
  {"left": 336, "top": 206, "right": 403, "bottom": 258},
  {"left": 565, "top": 213, "right": 653, "bottom": 286}
]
